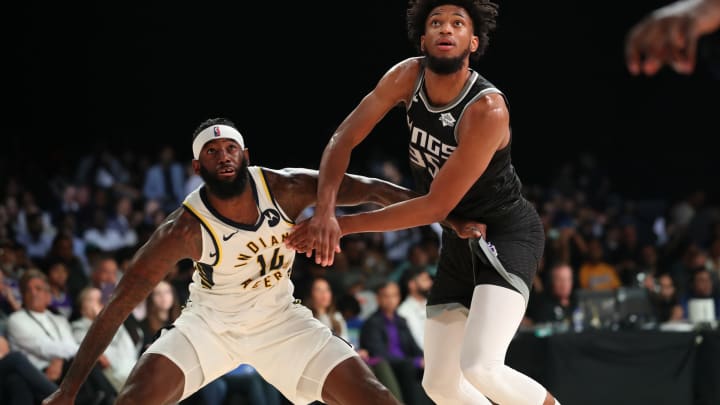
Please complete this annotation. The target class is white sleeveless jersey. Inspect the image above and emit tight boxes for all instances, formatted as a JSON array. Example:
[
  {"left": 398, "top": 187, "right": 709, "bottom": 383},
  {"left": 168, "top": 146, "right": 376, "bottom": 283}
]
[{"left": 181, "top": 166, "right": 297, "bottom": 327}]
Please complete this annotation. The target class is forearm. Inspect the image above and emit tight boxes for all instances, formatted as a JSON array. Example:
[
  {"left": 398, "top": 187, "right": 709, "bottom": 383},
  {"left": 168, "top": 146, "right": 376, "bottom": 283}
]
[
  {"left": 59, "top": 278, "right": 151, "bottom": 395},
  {"left": 338, "top": 196, "right": 445, "bottom": 235}
]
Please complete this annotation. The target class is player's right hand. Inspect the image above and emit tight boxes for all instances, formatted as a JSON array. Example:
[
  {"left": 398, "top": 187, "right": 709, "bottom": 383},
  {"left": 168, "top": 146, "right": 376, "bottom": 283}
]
[{"left": 285, "top": 215, "right": 341, "bottom": 267}]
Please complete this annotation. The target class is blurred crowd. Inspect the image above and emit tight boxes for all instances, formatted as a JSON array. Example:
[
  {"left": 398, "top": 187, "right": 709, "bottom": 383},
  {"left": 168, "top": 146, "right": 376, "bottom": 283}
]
[{"left": 1, "top": 143, "right": 719, "bottom": 405}]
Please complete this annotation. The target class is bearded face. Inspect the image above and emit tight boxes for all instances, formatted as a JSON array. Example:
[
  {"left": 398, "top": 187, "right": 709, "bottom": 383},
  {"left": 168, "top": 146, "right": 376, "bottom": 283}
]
[
  {"left": 199, "top": 156, "right": 250, "bottom": 199},
  {"left": 423, "top": 46, "right": 470, "bottom": 75}
]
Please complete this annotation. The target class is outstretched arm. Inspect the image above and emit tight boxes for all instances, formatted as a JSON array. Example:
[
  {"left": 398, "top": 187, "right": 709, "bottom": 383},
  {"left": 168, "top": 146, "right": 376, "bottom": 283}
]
[
  {"left": 625, "top": 0, "right": 720, "bottom": 75},
  {"left": 43, "top": 208, "right": 200, "bottom": 404},
  {"left": 308, "top": 58, "right": 422, "bottom": 266},
  {"left": 279, "top": 168, "right": 485, "bottom": 254}
]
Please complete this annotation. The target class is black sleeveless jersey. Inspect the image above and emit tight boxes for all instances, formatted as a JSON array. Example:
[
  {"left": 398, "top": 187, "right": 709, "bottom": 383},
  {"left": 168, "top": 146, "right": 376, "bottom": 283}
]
[{"left": 405, "top": 62, "right": 524, "bottom": 223}]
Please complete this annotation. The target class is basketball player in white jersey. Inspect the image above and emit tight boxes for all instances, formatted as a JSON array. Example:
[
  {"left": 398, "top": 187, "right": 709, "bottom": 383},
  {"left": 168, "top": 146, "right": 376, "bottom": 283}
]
[{"left": 42, "top": 117, "right": 484, "bottom": 405}]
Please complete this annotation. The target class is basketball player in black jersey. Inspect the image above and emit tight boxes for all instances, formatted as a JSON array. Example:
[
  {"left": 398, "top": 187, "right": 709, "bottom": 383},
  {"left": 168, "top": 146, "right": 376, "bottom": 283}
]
[{"left": 285, "top": 1, "right": 561, "bottom": 404}]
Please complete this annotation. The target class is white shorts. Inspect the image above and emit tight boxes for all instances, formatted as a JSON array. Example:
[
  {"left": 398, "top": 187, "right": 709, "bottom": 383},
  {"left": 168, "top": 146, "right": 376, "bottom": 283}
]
[{"left": 143, "top": 302, "right": 358, "bottom": 404}]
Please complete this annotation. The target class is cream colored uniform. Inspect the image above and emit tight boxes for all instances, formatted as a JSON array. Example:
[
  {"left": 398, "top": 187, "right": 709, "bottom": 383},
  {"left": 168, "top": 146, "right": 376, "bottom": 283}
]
[{"left": 144, "top": 166, "right": 357, "bottom": 403}]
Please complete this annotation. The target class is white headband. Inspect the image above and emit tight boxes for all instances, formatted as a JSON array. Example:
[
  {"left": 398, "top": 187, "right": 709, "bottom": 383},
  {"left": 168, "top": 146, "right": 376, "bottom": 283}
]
[{"left": 192, "top": 125, "right": 245, "bottom": 159}]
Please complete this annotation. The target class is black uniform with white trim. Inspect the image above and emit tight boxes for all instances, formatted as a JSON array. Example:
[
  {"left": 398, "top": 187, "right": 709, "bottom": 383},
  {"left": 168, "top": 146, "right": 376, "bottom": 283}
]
[{"left": 404, "top": 57, "right": 544, "bottom": 311}]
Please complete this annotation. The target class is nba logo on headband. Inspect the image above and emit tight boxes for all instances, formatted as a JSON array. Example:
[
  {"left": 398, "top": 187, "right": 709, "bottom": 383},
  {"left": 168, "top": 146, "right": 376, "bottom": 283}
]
[{"left": 192, "top": 124, "right": 246, "bottom": 159}]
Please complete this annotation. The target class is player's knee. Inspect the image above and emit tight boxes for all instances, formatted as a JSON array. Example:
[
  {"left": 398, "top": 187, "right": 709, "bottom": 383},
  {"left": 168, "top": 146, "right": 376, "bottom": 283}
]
[{"left": 460, "top": 358, "right": 503, "bottom": 393}]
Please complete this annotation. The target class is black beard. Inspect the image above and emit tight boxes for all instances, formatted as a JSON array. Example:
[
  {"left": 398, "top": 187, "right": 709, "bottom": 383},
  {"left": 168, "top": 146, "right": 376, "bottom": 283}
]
[
  {"left": 423, "top": 47, "right": 470, "bottom": 75},
  {"left": 417, "top": 288, "right": 431, "bottom": 299},
  {"left": 199, "top": 159, "right": 250, "bottom": 199}
]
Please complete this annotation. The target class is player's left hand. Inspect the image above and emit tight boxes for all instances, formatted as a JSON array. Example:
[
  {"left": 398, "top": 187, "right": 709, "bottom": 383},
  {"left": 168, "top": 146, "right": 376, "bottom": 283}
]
[{"left": 446, "top": 217, "right": 486, "bottom": 239}]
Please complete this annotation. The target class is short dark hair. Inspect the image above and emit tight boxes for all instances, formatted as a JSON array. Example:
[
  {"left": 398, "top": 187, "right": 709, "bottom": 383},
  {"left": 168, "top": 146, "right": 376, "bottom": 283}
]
[
  {"left": 407, "top": 0, "right": 499, "bottom": 62},
  {"left": 191, "top": 117, "right": 237, "bottom": 142},
  {"left": 19, "top": 268, "right": 49, "bottom": 296}
]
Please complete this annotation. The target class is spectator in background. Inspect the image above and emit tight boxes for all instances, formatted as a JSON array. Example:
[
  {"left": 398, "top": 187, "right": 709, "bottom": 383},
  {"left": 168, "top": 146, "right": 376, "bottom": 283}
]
[
  {"left": 649, "top": 273, "right": 685, "bottom": 323},
  {"left": 82, "top": 209, "right": 136, "bottom": 254},
  {"left": 7, "top": 269, "right": 116, "bottom": 405},
  {"left": 680, "top": 268, "right": 720, "bottom": 321},
  {"left": 705, "top": 237, "right": 720, "bottom": 287},
  {"left": 16, "top": 211, "right": 56, "bottom": 264},
  {"left": 635, "top": 244, "right": 662, "bottom": 291},
  {"left": 142, "top": 145, "right": 186, "bottom": 215},
  {"left": 43, "top": 233, "right": 89, "bottom": 306},
  {"left": 0, "top": 243, "right": 23, "bottom": 319},
  {"left": 389, "top": 242, "right": 436, "bottom": 283},
  {"left": 0, "top": 334, "right": 58, "bottom": 405},
  {"left": 612, "top": 220, "right": 643, "bottom": 286},
  {"left": 579, "top": 237, "right": 621, "bottom": 291},
  {"left": 419, "top": 233, "right": 440, "bottom": 274},
  {"left": 52, "top": 214, "right": 89, "bottom": 272},
  {"left": 49, "top": 185, "right": 81, "bottom": 226},
  {"left": 44, "top": 260, "right": 73, "bottom": 319},
  {"left": 71, "top": 286, "right": 139, "bottom": 393},
  {"left": 524, "top": 262, "right": 578, "bottom": 328},
  {"left": 336, "top": 293, "right": 364, "bottom": 349},
  {"left": 105, "top": 196, "right": 138, "bottom": 250},
  {"left": 183, "top": 161, "right": 204, "bottom": 198},
  {"left": 89, "top": 255, "right": 120, "bottom": 306},
  {"left": 360, "top": 281, "right": 430, "bottom": 405},
  {"left": 397, "top": 268, "right": 432, "bottom": 350},
  {"left": 138, "top": 279, "right": 181, "bottom": 353},
  {"left": 305, "top": 277, "right": 349, "bottom": 341},
  {"left": 74, "top": 141, "right": 131, "bottom": 194},
  {"left": 669, "top": 242, "right": 707, "bottom": 296}
]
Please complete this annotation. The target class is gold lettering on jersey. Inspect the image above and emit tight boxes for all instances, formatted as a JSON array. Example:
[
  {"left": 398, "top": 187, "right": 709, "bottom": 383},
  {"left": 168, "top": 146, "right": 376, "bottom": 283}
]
[
  {"left": 245, "top": 233, "right": 286, "bottom": 253},
  {"left": 233, "top": 253, "right": 252, "bottom": 267},
  {"left": 243, "top": 270, "right": 286, "bottom": 290},
  {"left": 236, "top": 232, "right": 290, "bottom": 268}
]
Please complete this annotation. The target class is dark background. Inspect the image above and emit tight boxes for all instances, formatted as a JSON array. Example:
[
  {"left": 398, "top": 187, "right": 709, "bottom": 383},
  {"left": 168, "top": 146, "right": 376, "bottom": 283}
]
[{"left": 6, "top": 0, "right": 720, "bottom": 203}]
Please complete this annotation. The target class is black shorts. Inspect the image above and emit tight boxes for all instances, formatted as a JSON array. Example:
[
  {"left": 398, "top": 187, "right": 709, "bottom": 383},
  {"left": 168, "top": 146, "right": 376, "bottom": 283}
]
[{"left": 427, "top": 198, "right": 545, "bottom": 309}]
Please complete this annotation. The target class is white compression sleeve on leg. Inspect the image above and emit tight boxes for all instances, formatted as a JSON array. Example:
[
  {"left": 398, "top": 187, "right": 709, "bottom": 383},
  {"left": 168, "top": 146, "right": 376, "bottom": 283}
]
[
  {"left": 422, "top": 309, "right": 492, "bottom": 405},
  {"left": 460, "top": 284, "right": 549, "bottom": 405}
]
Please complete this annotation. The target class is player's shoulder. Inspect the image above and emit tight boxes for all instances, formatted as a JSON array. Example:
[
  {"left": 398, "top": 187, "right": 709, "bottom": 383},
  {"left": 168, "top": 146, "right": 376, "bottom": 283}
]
[
  {"left": 258, "top": 166, "right": 318, "bottom": 181},
  {"left": 257, "top": 166, "right": 318, "bottom": 192},
  {"left": 162, "top": 205, "right": 203, "bottom": 239},
  {"left": 386, "top": 56, "right": 423, "bottom": 80}
]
